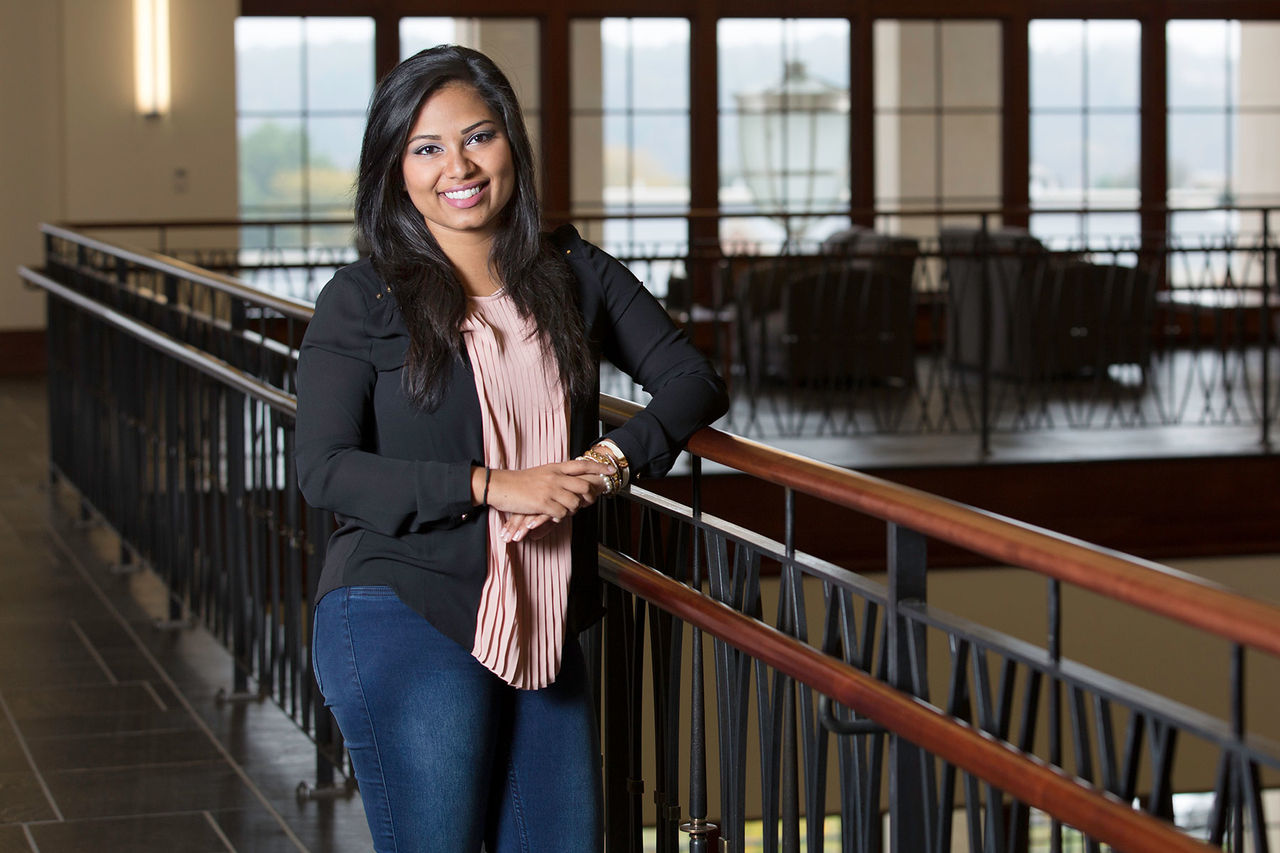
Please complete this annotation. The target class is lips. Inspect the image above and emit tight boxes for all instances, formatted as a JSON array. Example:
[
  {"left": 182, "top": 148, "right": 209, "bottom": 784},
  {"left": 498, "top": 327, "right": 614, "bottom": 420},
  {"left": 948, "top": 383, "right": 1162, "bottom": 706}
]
[{"left": 440, "top": 181, "right": 488, "bottom": 209}]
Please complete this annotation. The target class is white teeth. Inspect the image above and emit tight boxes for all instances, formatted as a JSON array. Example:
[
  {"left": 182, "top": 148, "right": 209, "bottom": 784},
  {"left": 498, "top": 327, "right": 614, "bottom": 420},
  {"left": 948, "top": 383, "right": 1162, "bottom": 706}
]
[{"left": 443, "top": 186, "right": 482, "bottom": 200}]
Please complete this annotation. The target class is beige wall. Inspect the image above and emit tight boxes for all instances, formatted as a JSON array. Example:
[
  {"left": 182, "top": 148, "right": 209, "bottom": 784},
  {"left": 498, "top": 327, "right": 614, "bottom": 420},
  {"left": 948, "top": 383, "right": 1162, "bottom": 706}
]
[
  {"left": 0, "top": 0, "right": 238, "bottom": 332},
  {"left": 1, "top": 0, "right": 64, "bottom": 331}
]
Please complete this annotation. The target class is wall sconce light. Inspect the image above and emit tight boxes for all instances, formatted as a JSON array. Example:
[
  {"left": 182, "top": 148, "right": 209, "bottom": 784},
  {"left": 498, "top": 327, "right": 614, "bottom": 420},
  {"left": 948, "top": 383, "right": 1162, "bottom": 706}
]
[{"left": 134, "top": 0, "right": 170, "bottom": 117}]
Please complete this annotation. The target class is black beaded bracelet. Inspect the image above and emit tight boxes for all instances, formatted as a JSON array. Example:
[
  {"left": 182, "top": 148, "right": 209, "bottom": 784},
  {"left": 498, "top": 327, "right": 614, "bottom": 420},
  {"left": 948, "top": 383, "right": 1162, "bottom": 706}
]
[{"left": 482, "top": 467, "right": 491, "bottom": 506}]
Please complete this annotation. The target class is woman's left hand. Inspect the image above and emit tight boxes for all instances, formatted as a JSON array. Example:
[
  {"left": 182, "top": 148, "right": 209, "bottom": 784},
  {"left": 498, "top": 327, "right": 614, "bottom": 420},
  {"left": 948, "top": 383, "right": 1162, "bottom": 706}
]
[{"left": 500, "top": 513, "right": 554, "bottom": 543}]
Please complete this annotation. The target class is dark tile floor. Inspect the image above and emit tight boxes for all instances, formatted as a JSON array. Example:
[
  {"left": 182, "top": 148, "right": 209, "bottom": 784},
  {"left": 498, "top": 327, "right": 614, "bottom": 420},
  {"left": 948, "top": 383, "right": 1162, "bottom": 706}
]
[{"left": 0, "top": 378, "right": 373, "bottom": 852}]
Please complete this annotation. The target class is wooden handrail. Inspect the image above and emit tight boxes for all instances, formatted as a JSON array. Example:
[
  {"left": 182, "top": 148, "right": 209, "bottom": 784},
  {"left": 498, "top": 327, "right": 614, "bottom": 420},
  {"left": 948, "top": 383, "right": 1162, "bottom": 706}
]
[
  {"left": 601, "top": 396, "right": 1280, "bottom": 661},
  {"left": 599, "top": 547, "right": 1220, "bottom": 853}
]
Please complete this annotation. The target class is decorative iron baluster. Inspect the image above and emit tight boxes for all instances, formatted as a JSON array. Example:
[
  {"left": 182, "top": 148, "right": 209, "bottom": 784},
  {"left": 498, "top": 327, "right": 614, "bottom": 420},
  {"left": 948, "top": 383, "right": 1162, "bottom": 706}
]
[
  {"left": 1146, "top": 718, "right": 1178, "bottom": 822},
  {"left": 887, "top": 522, "right": 929, "bottom": 853},
  {"left": 707, "top": 528, "right": 755, "bottom": 851},
  {"left": 941, "top": 637, "right": 971, "bottom": 853},
  {"left": 682, "top": 456, "right": 719, "bottom": 851},
  {"left": 1048, "top": 577, "right": 1063, "bottom": 853},
  {"left": 1066, "top": 684, "right": 1100, "bottom": 853},
  {"left": 969, "top": 643, "right": 1009, "bottom": 853},
  {"left": 645, "top": 509, "right": 687, "bottom": 853}
]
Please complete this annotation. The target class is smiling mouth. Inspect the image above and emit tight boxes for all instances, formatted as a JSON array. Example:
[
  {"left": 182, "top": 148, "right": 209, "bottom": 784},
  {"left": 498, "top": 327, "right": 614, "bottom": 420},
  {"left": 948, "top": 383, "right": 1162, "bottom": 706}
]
[{"left": 442, "top": 184, "right": 485, "bottom": 200}]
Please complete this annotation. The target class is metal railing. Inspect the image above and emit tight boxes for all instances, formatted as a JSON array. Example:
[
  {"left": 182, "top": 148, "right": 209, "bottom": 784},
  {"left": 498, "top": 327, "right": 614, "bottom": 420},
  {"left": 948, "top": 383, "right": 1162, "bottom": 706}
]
[
  {"left": 64, "top": 208, "right": 1280, "bottom": 457},
  {"left": 21, "top": 223, "right": 1280, "bottom": 851},
  {"left": 20, "top": 225, "right": 348, "bottom": 797},
  {"left": 594, "top": 395, "right": 1280, "bottom": 851}
]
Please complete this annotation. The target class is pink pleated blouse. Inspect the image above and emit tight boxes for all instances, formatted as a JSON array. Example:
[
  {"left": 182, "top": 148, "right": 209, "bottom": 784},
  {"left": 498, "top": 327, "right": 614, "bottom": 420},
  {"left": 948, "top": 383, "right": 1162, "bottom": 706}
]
[{"left": 461, "top": 289, "right": 573, "bottom": 689}]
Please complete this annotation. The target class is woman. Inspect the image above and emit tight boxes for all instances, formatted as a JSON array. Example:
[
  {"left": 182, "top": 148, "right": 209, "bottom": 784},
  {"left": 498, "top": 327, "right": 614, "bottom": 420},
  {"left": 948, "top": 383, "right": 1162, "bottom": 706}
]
[{"left": 295, "top": 45, "right": 727, "bottom": 852}]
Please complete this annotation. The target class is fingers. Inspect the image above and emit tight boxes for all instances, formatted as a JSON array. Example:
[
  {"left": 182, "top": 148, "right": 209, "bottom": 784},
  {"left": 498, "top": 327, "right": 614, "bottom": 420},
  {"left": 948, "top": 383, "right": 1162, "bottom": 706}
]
[
  {"left": 577, "top": 470, "right": 610, "bottom": 500},
  {"left": 489, "top": 461, "right": 621, "bottom": 542},
  {"left": 501, "top": 513, "right": 554, "bottom": 543},
  {"left": 486, "top": 464, "right": 606, "bottom": 519},
  {"left": 540, "top": 474, "right": 595, "bottom": 517},
  {"left": 560, "top": 458, "right": 614, "bottom": 478}
]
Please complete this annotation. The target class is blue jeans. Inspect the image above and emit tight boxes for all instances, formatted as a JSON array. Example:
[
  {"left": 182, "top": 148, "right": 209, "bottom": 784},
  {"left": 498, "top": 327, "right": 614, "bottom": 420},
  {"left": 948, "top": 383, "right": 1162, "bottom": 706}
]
[{"left": 312, "top": 585, "right": 603, "bottom": 853}]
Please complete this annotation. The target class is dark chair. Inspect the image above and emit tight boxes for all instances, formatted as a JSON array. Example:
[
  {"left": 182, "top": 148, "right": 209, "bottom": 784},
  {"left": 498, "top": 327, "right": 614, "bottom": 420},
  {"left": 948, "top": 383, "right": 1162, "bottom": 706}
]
[
  {"left": 940, "top": 226, "right": 1155, "bottom": 380},
  {"left": 734, "top": 227, "right": 919, "bottom": 389}
]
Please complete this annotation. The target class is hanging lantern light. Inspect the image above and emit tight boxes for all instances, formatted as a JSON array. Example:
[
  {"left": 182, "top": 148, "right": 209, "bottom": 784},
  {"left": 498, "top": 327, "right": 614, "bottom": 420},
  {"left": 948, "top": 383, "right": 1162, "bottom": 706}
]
[{"left": 735, "top": 61, "right": 849, "bottom": 245}]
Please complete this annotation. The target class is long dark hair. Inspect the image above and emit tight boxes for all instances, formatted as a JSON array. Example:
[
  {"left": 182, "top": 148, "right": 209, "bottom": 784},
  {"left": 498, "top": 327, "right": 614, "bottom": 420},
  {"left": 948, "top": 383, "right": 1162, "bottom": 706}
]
[{"left": 355, "top": 44, "right": 592, "bottom": 410}]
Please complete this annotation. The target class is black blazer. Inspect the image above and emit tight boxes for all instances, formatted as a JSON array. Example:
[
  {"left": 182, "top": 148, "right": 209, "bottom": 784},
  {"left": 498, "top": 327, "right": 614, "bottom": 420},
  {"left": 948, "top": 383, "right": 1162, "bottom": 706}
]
[{"left": 295, "top": 225, "right": 728, "bottom": 651}]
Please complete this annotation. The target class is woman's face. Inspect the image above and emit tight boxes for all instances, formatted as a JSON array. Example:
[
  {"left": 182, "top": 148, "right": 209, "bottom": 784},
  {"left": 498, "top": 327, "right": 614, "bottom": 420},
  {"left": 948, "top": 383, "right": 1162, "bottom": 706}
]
[{"left": 401, "top": 82, "right": 516, "bottom": 246}]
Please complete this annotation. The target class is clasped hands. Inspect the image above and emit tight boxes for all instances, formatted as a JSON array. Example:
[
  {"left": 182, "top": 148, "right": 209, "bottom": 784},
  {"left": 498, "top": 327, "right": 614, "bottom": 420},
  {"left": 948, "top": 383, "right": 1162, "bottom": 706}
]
[{"left": 471, "top": 457, "right": 617, "bottom": 543}]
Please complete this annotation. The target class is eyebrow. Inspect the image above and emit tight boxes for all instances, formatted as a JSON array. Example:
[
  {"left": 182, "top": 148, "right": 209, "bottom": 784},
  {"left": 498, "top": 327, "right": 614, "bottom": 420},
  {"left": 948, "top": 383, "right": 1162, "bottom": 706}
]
[{"left": 407, "top": 119, "right": 497, "bottom": 145}]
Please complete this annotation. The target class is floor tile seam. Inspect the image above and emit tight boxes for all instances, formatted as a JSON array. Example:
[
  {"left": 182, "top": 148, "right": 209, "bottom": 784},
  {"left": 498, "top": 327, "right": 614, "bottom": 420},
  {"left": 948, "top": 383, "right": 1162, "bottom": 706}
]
[
  {"left": 41, "top": 758, "right": 230, "bottom": 776},
  {"left": 0, "top": 690, "right": 64, "bottom": 822},
  {"left": 137, "top": 678, "right": 169, "bottom": 711},
  {"left": 0, "top": 678, "right": 126, "bottom": 695},
  {"left": 21, "top": 824, "right": 36, "bottom": 853},
  {"left": 20, "top": 806, "right": 266, "bottom": 827},
  {"left": 202, "top": 810, "right": 239, "bottom": 853},
  {"left": 22, "top": 725, "right": 200, "bottom": 743},
  {"left": 2, "top": 676, "right": 173, "bottom": 703},
  {"left": 66, "top": 620, "right": 119, "bottom": 685},
  {"left": 0, "top": 654, "right": 109, "bottom": 670},
  {"left": 6, "top": 709, "right": 180, "bottom": 725},
  {"left": 47, "top": 521, "right": 310, "bottom": 853}
]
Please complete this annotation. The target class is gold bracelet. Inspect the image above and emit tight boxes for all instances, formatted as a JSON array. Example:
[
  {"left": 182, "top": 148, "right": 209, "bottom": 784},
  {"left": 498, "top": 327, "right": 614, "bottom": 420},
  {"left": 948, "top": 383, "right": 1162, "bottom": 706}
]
[
  {"left": 576, "top": 451, "right": 621, "bottom": 496},
  {"left": 592, "top": 439, "right": 631, "bottom": 489}
]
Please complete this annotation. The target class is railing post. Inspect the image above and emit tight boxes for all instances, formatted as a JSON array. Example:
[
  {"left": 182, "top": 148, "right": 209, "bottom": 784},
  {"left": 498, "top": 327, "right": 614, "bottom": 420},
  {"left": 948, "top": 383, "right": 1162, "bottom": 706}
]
[
  {"left": 681, "top": 456, "right": 719, "bottom": 853},
  {"left": 295, "top": 503, "right": 355, "bottom": 802},
  {"left": 158, "top": 271, "right": 189, "bottom": 629},
  {"left": 44, "top": 233, "right": 60, "bottom": 486},
  {"left": 1230, "top": 643, "right": 1245, "bottom": 852},
  {"left": 603, "top": 579, "right": 641, "bottom": 853},
  {"left": 1048, "top": 577, "right": 1063, "bottom": 852},
  {"left": 226, "top": 386, "right": 251, "bottom": 699},
  {"left": 887, "top": 521, "right": 929, "bottom": 853},
  {"left": 978, "top": 214, "right": 993, "bottom": 458},
  {"left": 1261, "top": 209, "right": 1272, "bottom": 449}
]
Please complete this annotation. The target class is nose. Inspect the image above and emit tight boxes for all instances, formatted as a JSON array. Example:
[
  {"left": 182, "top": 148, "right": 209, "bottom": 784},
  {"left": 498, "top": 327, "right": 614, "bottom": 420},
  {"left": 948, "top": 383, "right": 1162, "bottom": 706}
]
[{"left": 444, "top": 146, "right": 474, "bottom": 179}]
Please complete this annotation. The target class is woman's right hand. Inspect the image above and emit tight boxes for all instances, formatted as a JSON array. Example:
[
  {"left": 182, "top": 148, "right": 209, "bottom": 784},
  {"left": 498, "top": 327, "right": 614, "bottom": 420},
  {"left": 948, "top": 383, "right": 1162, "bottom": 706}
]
[
  {"left": 474, "top": 460, "right": 614, "bottom": 521},
  {"left": 498, "top": 463, "right": 616, "bottom": 542}
]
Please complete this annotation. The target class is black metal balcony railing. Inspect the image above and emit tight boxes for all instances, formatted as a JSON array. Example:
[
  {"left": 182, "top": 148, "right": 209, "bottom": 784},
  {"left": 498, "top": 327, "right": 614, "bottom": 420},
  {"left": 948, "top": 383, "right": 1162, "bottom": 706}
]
[
  {"left": 66, "top": 207, "right": 1279, "bottom": 458},
  {"left": 20, "top": 223, "right": 1280, "bottom": 853}
]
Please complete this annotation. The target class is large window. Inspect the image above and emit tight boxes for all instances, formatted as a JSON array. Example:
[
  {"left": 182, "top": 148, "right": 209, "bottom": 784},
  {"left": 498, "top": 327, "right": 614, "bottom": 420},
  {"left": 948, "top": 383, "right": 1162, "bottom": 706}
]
[
  {"left": 234, "top": 16, "right": 373, "bottom": 243},
  {"left": 874, "top": 19, "right": 1002, "bottom": 237},
  {"left": 570, "top": 18, "right": 690, "bottom": 260},
  {"left": 1029, "top": 19, "right": 1140, "bottom": 248},
  {"left": 231, "top": 11, "right": 1280, "bottom": 259},
  {"left": 718, "top": 18, "right": 850, "bottom": 251},
  {"left": 1168, "top": 21, "right": 1280, "bottom": 246}
]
